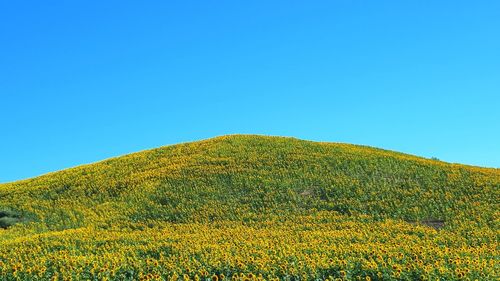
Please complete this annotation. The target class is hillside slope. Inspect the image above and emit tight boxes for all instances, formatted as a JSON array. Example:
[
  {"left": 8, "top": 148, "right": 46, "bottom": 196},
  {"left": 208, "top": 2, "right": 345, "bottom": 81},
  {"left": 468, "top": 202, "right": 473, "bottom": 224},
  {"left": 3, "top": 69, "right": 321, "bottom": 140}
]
[
  {"left": 0, "top": 135, "right": 498, "bottom": 280},
  {"left": 1, "top": 135, "right": 498, "bottom": 229}
]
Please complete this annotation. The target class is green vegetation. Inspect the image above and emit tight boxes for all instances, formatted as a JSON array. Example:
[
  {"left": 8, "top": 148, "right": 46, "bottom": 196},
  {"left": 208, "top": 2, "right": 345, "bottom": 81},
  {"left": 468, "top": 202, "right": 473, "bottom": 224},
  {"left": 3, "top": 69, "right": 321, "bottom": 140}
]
[
  {"left": 0, "top": 135, "right": 498, "bottom": 280},
  {"left": 0, "top": 209, "right": 20, "bottom": 229}
]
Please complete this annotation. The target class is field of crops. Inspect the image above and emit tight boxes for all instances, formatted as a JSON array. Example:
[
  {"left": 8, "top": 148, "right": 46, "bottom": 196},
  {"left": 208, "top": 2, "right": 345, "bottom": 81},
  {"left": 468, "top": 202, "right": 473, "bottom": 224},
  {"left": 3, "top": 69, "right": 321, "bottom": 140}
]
[{"left": 0, "top": 135, "right": 498, "bottom": 280}]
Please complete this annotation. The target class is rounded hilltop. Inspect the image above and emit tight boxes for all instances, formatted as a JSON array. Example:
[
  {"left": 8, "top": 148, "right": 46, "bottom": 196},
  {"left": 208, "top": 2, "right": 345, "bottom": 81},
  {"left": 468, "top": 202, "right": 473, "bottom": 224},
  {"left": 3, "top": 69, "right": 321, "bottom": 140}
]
[
  {"left": 0, "top": 135, "right": 498, "bottom": 280},
  {"left": 0, "top": 134, "right": 497, "bottom": 226}
]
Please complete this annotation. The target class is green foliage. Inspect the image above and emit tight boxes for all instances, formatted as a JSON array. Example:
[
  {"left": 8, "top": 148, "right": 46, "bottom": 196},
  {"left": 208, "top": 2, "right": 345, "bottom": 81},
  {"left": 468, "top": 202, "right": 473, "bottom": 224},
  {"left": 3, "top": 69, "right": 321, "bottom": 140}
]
[
  {"left": 0, "top": 208, "right": 22, "bottom": 229},
  {"left": 0, "top": 217, "right": 18, "bottom": 229}
]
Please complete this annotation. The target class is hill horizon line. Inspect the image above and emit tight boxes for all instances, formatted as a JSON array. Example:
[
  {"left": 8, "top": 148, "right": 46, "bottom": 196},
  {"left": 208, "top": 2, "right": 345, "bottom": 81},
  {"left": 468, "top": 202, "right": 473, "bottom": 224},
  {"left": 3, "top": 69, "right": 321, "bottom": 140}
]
[{"left": 2, "top": 134, "right": 497, "bottom": 185}]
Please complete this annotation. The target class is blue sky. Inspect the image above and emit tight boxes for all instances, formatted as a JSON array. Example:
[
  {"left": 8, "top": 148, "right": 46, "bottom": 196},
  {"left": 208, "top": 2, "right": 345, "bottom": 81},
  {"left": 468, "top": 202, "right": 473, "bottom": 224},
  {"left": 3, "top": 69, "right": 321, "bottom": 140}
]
[{"left": 1, "top": 1, "right": 499, "bottom": 182}]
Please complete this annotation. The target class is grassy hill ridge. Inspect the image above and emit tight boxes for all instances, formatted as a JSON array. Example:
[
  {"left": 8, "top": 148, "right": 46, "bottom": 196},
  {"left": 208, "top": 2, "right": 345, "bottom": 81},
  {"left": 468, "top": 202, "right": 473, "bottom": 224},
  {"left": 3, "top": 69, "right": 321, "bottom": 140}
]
[
  {"left": 0, "top": 135, "right": 498, "bottom": 280},
  {"left": 1, "top": 135, "right": 498, "bottom": 228}
]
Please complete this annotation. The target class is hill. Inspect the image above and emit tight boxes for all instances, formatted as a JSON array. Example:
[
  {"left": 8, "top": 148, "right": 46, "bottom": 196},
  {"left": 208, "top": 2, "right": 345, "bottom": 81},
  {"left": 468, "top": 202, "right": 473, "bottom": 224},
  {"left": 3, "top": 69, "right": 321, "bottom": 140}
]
[{"left": 0, "top": 135, "right": 498, "bottom": 280}]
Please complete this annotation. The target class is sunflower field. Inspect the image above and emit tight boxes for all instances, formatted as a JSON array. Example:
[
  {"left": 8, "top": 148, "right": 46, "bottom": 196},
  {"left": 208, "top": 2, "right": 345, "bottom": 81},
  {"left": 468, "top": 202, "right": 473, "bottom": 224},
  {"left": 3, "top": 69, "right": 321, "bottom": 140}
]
[{"left": 0, "top": 135, "right": 498, "bottom": 280}]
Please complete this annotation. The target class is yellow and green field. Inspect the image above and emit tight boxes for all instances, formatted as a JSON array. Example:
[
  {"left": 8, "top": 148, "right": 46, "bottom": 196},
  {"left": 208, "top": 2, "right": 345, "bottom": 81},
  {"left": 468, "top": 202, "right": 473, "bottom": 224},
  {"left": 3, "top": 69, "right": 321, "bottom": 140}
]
[{"left": 0, "top": 135, "right": 498, "bottom": 280}]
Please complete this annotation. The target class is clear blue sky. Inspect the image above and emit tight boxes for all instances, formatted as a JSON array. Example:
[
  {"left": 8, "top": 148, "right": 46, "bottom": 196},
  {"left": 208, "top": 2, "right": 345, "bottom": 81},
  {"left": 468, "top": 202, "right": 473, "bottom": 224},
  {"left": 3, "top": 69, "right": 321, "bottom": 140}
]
[{"left": 1, "top": 1, "right": 499, "bottom": 183}]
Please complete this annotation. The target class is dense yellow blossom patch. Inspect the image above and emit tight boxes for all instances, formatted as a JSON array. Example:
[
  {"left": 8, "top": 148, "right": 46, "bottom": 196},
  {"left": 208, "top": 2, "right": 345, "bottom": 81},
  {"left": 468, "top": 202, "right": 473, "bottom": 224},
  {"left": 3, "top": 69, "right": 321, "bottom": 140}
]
[{"left": 1, "top": 213, "right": 498, "bottom": 280}]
